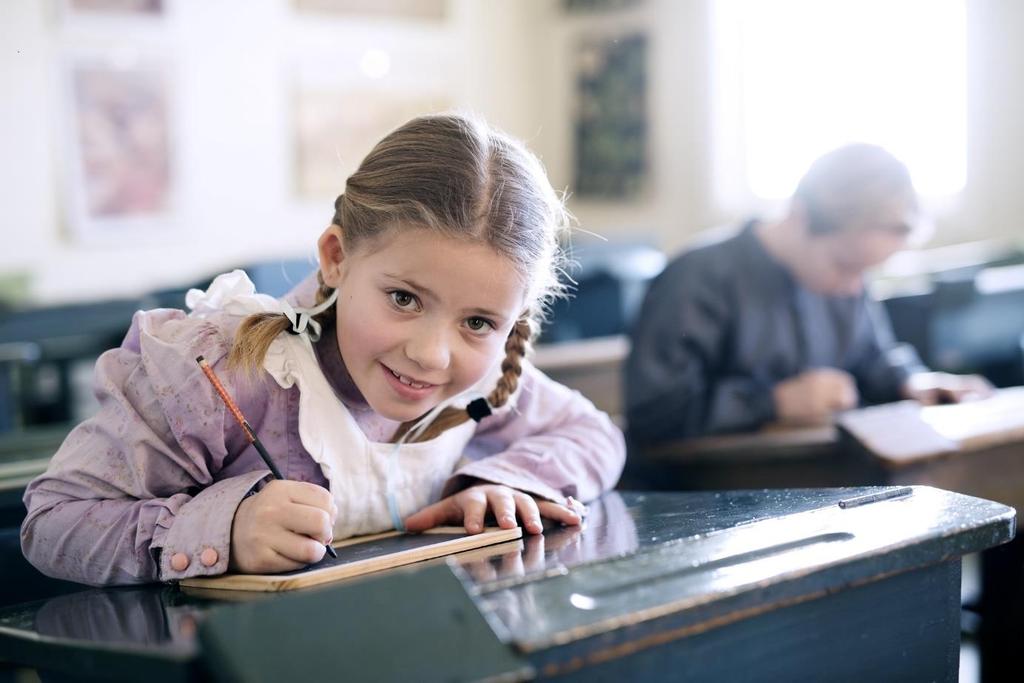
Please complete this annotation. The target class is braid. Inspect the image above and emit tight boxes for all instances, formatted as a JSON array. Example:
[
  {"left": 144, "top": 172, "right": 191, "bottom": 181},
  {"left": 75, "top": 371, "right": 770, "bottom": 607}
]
[
  {"left": 391, "top": 318, "right": 533, "bottom": 444},
  {"left": 486, "top": 318, "right": 531, "bottom": 409},
  {"left": 228, "top": 313, "right": 293, "bottom": 375}
]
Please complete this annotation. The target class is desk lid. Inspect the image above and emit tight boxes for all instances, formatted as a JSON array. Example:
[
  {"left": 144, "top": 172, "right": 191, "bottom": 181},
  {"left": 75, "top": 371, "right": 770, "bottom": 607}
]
[
  {"left": 458, "top": 487, "right": 1015, "bottom": 652},
  {"left": 0, "top": 487, "right": 1013, "bottom": 680}
]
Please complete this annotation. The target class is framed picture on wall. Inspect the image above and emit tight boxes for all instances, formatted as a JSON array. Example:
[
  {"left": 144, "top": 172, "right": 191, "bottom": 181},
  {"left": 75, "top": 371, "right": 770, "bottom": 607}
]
[
  {"left": 572, "top": 31, "right": 648, "bottom": 199},
  {"left": 292, "top": 86, "right": 452, "bottom": 199},
  {"left": 292, "top": 0, "right": 446, "bottom": 22},
  {"left": 562, "top": 0, "right": 644, "bottom": 13},
  {"left": 62, "top": 0, "right": 165, "bottom": 18},
  {"left": 62, "top": 56, "right": 177, "bottom": 243}
]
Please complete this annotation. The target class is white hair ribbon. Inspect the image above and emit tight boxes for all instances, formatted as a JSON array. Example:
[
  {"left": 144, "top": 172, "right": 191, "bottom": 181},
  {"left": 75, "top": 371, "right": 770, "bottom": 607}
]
[
  {"left": 186, "top": 270, "right": 338, "bottom": 342},
  {"left": 279, "top": 289, "right": 338, "bottom": 342}
]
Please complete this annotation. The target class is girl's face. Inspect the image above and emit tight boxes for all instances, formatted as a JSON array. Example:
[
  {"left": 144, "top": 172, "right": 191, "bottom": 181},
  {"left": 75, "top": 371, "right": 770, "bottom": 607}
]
[{"left": 318, "top": 225, "right": 528, "bottom": 422}]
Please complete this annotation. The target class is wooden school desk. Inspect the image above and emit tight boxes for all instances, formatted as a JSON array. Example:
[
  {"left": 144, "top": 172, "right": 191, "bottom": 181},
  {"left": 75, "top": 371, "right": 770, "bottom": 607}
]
[
  {"left": 0, "top": 488, "right": 1013, "bottom": 682},
  {"left": 532, "top": 334, "right": 628, "bottom": 424},
  {"left": 632, "top": 388, "right": 1024, "bottom": 505}
]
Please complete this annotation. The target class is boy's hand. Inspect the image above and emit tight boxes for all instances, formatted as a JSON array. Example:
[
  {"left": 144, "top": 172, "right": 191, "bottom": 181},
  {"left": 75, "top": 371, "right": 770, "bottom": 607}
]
[
  {"left": 773, "top": 368, "right": 859, "bottom": 425},
  {"left": 404, "top": 484, "right": 582, "bottom": 536},
  {"left": 229, "top": 480, "right": 337, "bottom": 574},
  {"left": 902, "top": 371, "right": 994, "bottom": 405}
]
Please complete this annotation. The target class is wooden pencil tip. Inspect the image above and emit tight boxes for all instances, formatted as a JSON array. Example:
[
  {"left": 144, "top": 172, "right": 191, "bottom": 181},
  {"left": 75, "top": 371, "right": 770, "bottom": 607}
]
[{"left": 195, "top": 355, "right": 205, "bottom": 364}]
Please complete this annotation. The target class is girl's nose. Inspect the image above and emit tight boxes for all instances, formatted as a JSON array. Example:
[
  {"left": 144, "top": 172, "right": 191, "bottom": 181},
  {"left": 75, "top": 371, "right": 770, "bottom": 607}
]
[{"left": 404, "top": 325, "right": 451, "bottom": 372}]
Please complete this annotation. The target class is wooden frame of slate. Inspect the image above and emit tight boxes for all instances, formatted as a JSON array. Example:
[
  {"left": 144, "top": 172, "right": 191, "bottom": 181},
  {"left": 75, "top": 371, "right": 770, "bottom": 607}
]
[{"left": 179, "top": 526, "right": 523, "bottom": 592}]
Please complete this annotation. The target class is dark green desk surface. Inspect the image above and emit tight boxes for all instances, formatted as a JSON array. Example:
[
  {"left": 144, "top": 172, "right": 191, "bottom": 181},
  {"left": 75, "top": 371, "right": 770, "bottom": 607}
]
[{"left": 0, "top": 488, "right": 1014, "bottom": 682}]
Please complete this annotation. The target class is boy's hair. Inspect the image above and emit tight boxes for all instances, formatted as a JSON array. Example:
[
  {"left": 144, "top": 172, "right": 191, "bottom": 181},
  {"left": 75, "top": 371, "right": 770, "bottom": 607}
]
[
  {"left": 793, "top": 143, "right": 921, "bottom": 238},
  {"left": 229, "top": 113, "right": 570, "bottom": 443}
]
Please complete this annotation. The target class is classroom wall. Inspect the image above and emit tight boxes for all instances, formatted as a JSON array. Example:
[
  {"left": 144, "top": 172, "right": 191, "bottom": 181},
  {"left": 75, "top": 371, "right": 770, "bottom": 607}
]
[
  {"left": 529, "top": 0, "right": 1024, "bottom": 256},
  {"left": 3, "top": 0, "right": 1023, "bottom": 306},
  {"left": 1, "top": 0, "right": 544, "bottom": 305}
]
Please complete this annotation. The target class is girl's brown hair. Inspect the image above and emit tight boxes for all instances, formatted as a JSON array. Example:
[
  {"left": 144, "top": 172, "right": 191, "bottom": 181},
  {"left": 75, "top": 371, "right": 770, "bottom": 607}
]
[{"left": 229, "top": 113, "right": 570, "bottom": 443}]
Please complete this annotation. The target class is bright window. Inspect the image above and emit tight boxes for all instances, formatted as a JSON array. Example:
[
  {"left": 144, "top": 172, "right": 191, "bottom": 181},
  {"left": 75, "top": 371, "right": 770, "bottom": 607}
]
[{"left": 711, "top": 0, "right": 967, "bottom": 205}]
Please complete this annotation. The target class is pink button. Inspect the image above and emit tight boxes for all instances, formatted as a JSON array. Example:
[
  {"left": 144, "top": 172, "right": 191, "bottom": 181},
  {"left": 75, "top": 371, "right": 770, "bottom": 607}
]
[
  {"left": 200, "top": 548, "right": 219, "bottom": 567},
  {"left": 170, "top": 553, "right": 190, "bottom": 572}
]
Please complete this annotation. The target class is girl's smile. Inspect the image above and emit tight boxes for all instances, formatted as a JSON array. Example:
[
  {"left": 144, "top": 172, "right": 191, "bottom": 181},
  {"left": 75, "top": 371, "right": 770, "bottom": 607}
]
[
  {"left": 381, "top": 361, "right": 442, "bottom": 400},
  {"left": 318, "top": 225, "right": 528, "bottom": 422}
]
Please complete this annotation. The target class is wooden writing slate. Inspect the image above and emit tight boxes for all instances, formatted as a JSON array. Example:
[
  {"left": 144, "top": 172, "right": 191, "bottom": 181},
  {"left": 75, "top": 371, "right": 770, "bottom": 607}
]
[
  {"left": 180, "top": 526, "right": 523, "bottom": 592},
  {"left": 838, "top": 386, "right": 1024, "bottom": 464}
]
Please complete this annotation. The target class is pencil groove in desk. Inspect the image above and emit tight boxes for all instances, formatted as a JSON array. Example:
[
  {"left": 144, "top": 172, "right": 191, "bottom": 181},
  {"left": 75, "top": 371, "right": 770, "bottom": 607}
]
[{"left": 472, "top": 487, "right": 1013, "bottom": 653}]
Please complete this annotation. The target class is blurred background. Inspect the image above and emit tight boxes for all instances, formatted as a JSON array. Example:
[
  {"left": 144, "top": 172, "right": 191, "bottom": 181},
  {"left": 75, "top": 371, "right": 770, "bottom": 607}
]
[{"left": 1, "top": 0, "right": 1023, "bottom": 435}]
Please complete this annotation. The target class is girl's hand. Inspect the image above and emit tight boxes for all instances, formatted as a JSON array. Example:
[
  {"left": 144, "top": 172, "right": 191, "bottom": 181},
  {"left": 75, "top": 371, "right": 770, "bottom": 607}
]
[
  {"left": 403, "top": 484, "right": 583, "bottom": 536},
  {"left": 229, "top": 480, "right": 338, "bottom": 574}
]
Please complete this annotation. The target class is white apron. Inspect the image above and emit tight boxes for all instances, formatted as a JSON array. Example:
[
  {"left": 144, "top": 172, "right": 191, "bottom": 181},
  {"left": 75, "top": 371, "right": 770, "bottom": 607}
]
[
  {"left": 188, "top": 270, "right": 490, "bottom": 540},
  {"left": 262, "top": 330, "right": 478, "bottom": 539}
]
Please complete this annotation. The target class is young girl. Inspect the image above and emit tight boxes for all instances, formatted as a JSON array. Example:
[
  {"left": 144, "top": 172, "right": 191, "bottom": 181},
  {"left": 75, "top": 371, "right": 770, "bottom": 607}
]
[{"left": 21, "top": 114, "right": 626, "bottom": 586}]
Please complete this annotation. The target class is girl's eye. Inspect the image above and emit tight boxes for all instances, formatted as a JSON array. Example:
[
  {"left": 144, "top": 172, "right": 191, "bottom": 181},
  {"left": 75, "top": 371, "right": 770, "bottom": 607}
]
[
  {"left": 466, "top": 317, "right": 495, "bottom": 333},
  {"left": 389, "top": 290, "right": 418, "bottom": 309}
]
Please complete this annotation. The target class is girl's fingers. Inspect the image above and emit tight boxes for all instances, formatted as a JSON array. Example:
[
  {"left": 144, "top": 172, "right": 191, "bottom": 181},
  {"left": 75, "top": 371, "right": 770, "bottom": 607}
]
[
  {"left": 406, "top": 486, "right": 582, "bottom": 537},
  {"left": 403, "top": 496, "right": 464, "bottom": 532},
  {"left": 537, "top": 499, "right": 582, "bottom": 528},
  {"left": 284, "top": 480, "right": 335, "bottom": 511},
  {"left": 279, "top": 504, "right": 334, "bottom": 545},
  {"left": 513, "top": 492, "right": 544, "bottom": 535},
  {"left": 566, "top": 496, "right": 588, "bottom": 518},
  {"left": 459, "top": 489, "right": 489, "bottom": 534},
  {"left": 267, "top": 547, "right": 317, "bottom": 573},
  {"left": 485, "top": 488, "right": 518, "bottom": 530},
  {"left": 272, "top": 531, "right": 328, "bottom": 566}
]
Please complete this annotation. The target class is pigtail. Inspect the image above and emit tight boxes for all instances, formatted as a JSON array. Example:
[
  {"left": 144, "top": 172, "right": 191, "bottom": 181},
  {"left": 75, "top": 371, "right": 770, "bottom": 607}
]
[
  {"left": 486, "top": 318, "right": 531, "bottom": 409},
  {"left": 391, "top": 318, "right": 533, "bottom": 444},
  {"left": 228, "top": 269, "right": 338, "bottom": 375},
  {"left": 227, "top": 314, "right": 293, "bottom": 375}
]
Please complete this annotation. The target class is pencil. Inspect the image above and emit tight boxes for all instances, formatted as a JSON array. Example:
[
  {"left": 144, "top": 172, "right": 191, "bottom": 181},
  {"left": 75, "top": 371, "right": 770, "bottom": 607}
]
[
  {"left": 838, "top": 486, "right": 913, "bottom": 509},
  {"left": 195, "top": 355, "right": 337, "bottom": 559}
]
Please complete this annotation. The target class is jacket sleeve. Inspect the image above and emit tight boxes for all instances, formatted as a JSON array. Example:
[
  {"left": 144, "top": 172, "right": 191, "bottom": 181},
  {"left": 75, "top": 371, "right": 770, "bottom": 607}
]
[
  {"left": 20, "top": 310, "right": 269, "bottom": 586},
  {"left": 846, "top": 294, "right": 927, "bottom": 405},
  {"left": 443, "top": 361, "right": 625, "bottom": 504},
  {"left": 624, "top": 260, "right": 775, "bottom": 445}
]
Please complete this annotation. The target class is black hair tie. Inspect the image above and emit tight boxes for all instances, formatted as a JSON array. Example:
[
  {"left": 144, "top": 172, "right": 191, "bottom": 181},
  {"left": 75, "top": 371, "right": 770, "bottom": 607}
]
[{"left": 466, "top": 398, "right": 492, "bottom": 422}]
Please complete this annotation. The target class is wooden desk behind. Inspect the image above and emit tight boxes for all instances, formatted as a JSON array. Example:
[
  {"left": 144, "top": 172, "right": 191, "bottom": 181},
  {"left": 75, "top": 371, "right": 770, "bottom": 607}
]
[
  {"left": 533, "top": 335, "right": 628, "bottom": 424},
  {"left": 631, "top": 424, "right": 844, "bottom": 490},
  {"left": 837, "top": 387, "right": 1024, "bottom": 511},
  {"left": 634, "top": 387, "right": 1024, "bottom": 509}
]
